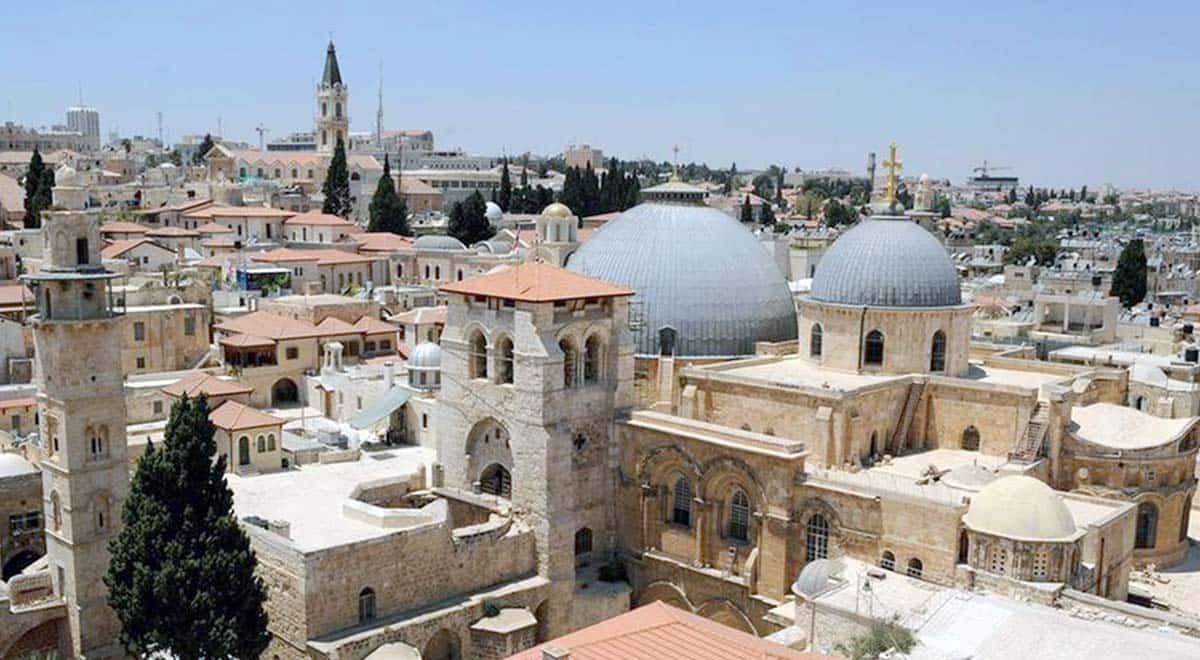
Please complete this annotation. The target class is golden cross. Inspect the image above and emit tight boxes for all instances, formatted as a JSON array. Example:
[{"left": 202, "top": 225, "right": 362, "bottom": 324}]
[
  {"left": 670, "top": 144, "right": 682, "bottom": 181},
  {"left": 882, "top": 142, "right": 903, "bottom": 204}
]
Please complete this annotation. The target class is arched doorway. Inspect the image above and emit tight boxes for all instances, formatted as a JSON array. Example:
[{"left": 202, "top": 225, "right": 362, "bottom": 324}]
[
  {"left": 271, "top": 378, "right": 299, "bottom": 406},
  {"left": 238, "top": 436, "right": 251, "bottom": 466},
  {"left": 480, "top": 463, "right": 512, "bottom": 498},
  {"left": 962, "top": 426, "right": 980, "bottom": 451},
  {"left": 958, "top": 530, "right": 970, "bottom": 564},
  {"left": 2, "top": 549, "right": 39, "bottom": 580},
  {"left": 422, "top": 629, "right": 460, "bottom": 660},
  {"left": 658, "top": 326, "right": 678, "bottom": 357}
]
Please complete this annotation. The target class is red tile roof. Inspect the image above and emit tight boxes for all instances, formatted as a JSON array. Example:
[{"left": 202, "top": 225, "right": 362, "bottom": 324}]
[
  {"left": 354, "top": 232, "right": 415, "bottom": 252},
  {"left": 440, "top": 262, "right": 632, "bottom": 303},
  {"left": 250, "top": 248, "right": 377, "bottom": 266},
  {"left": 354, "top": 315, "right": 399, "bottom": 335},
  {"left": 315, "top": 316, "right": 359, "bottom": 334},
  {"left": 208, "top": 400, "right": 283, "bottom": 431},
  {"left": 0, "top": 283, "right": 34, "bottom": 310},
  {"left": 219, "top": 333, "right": 276, "bottom": 348},
  {"left": 507, "top": 602, "right": 829, "bottom": 660},
  {"left": 216, "top": 311, "right": 324, "bottom": 340},
  {"left": 0, "top": 397, "right": 36, "bottom": 411},
  {"left": 196, "top": 222, "right": 235, "bottom": 234},
  {"left": 146, "top": 226, "right": 200, "bottom": 237},
  {"left": 162, "top": 372, "right": 254, "bottom": 398},
  {"left": 100, "top": 221, "right": 148, "bottom": 234},
  {"left": 102, "top": 238, "right": 171, "bottom": 259},
  {"left": 284, "top": 210, "right": 357, "bottom": 227},
  {"left": 390, "top": 305, "right": 446, "bottom": 326}
]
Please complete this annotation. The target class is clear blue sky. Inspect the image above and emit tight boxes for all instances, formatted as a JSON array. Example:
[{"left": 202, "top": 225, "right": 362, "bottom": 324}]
[{"left": 3, "top": 1, "right": 1198, "bottom": 190}]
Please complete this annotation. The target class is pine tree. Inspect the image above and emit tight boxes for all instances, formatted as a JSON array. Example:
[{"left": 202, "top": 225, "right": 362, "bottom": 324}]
[
  {"left": 193, "top": 133, "right": 215, "bottom": 165},
  {"left": 1110, "top": 239, "right": 1147, "bottom": 308},
  {"left": 322, "top": 137, "right": 352, "bottom": 217},
  {"left": 520, "top": 154, "right": 529, "bottom": 187},
  {"left": 106, "top": 395, "right": 269, "bottom": 659},
  {"left": 498, "top": 157, "right": 513, "bottom": 211},
  {"left": 22, "top": 149, "right": 46, "bottom": 228},
  {"left": 761, "top": 202, "right": 776, "bottom": 227},
  {"left": 448, "top": 191, "right": 495, "bottom": 245},
  {"left": 368, "top": 155, "right": 410, "bottom": 235},
  {"left": 740, "top": 195, "right": 754, "bottom": 223}
]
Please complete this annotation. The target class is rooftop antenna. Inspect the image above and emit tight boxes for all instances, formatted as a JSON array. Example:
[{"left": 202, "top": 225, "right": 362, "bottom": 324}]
[
  {"left": 670, "top": 143, "right": 681, "bottom": 180},
  {"left": 376, "top": 60, "right": 384, "bottom": 149},
  {"left": 254, "top": 124, "right": 270, "bottom": 151},
  {"left": 156, "top": 111, "right": 163, "bottom": 147}
]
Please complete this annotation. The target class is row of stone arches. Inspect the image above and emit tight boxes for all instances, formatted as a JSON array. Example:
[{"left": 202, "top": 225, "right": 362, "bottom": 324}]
[{"left": 635, "top": 581, "right": 758, "bottom": 635}]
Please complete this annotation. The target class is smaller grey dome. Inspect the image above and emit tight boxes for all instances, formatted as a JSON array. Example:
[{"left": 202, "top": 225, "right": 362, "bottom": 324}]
[
  {"left": 409, "top": 342, "right": 442, "bottom": 369},
  {"left": 485, "top": 201, "right": 503, "bottom": 223},
  {"left": 474, "top": 239, "right": 513, "bottom": 255},
  {"left": 792, "top": 558, "right": 842, "bottom": 598},
  {"left": 413, "top": 235, "right": 468, "bottom": 251}
]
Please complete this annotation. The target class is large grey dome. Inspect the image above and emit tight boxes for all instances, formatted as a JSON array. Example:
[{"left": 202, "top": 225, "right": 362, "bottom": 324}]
[
  {"left": 566, "top": 202, "right": 796, "bottom": 356},
  {"left": 810, "top": 216, "right": 961, "bottom": 307},
  {"left": 413, "top": 235, "right": 467, "bottom": 251}
]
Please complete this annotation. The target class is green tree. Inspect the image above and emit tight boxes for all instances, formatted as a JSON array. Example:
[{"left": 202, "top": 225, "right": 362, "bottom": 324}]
[
  {"left": 760, "top": 202, "right": 776, "bottom": 227},
  {"left": 740, "top": 195, "right": 754, "bottom": 223},
  {"left": 22, "top": 148, "right": 47, "bottom": 228},
  {"left": 193, "top": 133, "right": 215, "bottom": 165},
  {"left": 498, "top": 157, "right": 513, "bottom": 211},
  {"left": 448, "top": 191, "right": 495, "bottom": 245},
  {"left": 1004, "top": 236, "right": 1057, "bottom": 265},
  {"left": 837, "top": 618, "right": 916, "bottom": 660},
  {"left": 1110, "top": 238, "right": 1148, "bottom": 308},
  {"left": 321, "top": 137, "right": 352, "bottom": 217},
  {"left": 105, "top": 395, "right": 269, "bottom": 659},
  {"left": 368, "top": 154, "right": 409, "bottom": 235}
]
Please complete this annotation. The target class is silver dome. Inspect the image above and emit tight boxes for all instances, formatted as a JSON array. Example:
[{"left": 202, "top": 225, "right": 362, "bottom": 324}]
[
  {"left": 408, "top": 341, "right": 442, "bottom": 369},
  {"left": 413, "top": 235, "right": 467, "bottom": 251},
  {"left": 566, "top": 202, "right": 797, "bottom": 356},
  {"left": 810, "top": 216, "right": 961, "bottom": 307}
]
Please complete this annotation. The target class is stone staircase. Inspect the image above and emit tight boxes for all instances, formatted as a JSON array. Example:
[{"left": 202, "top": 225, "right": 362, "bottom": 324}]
[
  {"left": 890, "top": 381, "right": 925, "bottom": 451},
  {"left": 1011, "top": 401, "right": 1049, "bottom": 462}
]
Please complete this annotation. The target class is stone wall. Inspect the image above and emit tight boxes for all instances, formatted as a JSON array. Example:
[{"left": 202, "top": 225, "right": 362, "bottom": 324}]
[{"left": 0, "top": 466, "right": 44, "bottom": 578}]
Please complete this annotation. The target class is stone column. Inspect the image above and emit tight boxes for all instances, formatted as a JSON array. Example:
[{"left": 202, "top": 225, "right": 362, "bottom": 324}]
[
  {"left": 693, "top": 497, "right": 709, "bottom": 566},
  {"left": 640, "top": 483, "right": 657, "bottom": 551},
  {"left": 757, "top": 512, "right": 793, "bottom": 601}
]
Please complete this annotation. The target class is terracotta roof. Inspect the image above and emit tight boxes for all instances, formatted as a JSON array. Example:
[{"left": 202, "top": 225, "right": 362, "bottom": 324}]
[
  {"left": 219, "top": 333, "right": 276, "bottom": 348},
  {"left": 102, "top": 238, "right": 171, "bottom": 259},
  {"left": 515, "top": 227, "right": 595, "bottom": 246},
  {"left": 196, "top": 222, "right": 235, "bottom": 234},
  {"left": 440, "top": 262, "right": 632, "bottom": 303},
  {"left": 316, "top": 316, "right": 359, "bottom": 334},
  {"left": 146, "top": 226, "right": 200, "bottom": 237},
  {"left": 353, "top": 232, "right": 414, "bottom": 252},
  {"left": 216, "top": 311, "right": 323, "bottom": 340},
  {"left": 354, "top": 315, "right": 400, "bottom": 334},
  {"left": 250, "top": 248, "right": 377, "bottom": 266},
  {"left": 390, "top": 305, "right": 446, "bottom": 325},
  {"left": 0, "top": 282, "right": 34, "bottom": 309},
  {"left": 100, "top": 221, "right": 148, "bottom": 234},
  {"left": 284, "top": 210, "right": 357, "bottom": 227},
  {"left": 208, "top": 206, "right": 295, "bottom": 219},
  {"left": 507, "top": 602, "right": 828, "bottom": 660},
  {"left": 208, "top": 400, "right": 283, "bottom": 431},
  {"left": 201, "top": 237, "right": 238, "bottom": 248},
  {"left": 134, "top": 198, "right": 212, "bottom": 216},
  {"left": 162, "top": 372, "right": 254, "bottom": 398},
  {"left": 0, "top": 397, "right": 36, "bottom": 410}
]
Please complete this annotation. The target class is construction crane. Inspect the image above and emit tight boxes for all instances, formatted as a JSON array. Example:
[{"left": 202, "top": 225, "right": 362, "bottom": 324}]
[
  {"left": 254, "top": 124, "right": 270, "bottom": 151},
  {"left": 972, "top": 160, "right": 1012, "bottom": 177}
]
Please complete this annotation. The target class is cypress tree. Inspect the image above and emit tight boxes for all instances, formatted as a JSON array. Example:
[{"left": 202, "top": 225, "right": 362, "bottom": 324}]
[
  {"left": 22, "top": 149, "right": 46, "bottom": 228},
  {"left": 368, "top": 155, "right": 410, "bottom": 235},
  {"left": 448, "top": 191, "right": 495, "bottom": 245},
  {"left": 105, "top": 395, "right": 269, "bottom": 659},
  {"left": 322, "top": 137, "right": 352, "bottom": 218},
  {"left": 740, "top": 195, "right": 754, "bottom": 223},
  {"left": 1110, "top": 239, "right": 1147, "bottom": 308},
  {"left": 498, "top": 157, "right": 512, "bottom": 211}
]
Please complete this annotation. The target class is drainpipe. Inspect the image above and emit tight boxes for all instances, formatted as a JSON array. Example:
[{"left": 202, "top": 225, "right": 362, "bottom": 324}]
[{"left": 857, "top": 306, "right": 868, "bottom": 371}]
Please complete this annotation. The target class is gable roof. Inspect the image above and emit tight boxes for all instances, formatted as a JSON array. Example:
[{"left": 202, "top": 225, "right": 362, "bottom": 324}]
[
  {"left": 162, "top": 372, "right": 254, "bottom": 398},
  {"left": 440, "top": 262, "right": 632, "bottom": 303},
  {"left": 146, "top": 226, "right": 200, "bottom": 237},
  {"left": 354, "top": 315, "right": 400, "bottom": 335},
  {"left": 99, "top": 221, "right": 148, "bottom": 234},
  {"left": 390, "top": 305, "right": 446, "bottom": 326},
  {"left": 507, "top": 601, "right": 828, "bottom": 660},
  {"left": 249, "top": 247, "right": 377, "bottom": 266},
  {"left": 354, "top": 232, "right": 414, "bottom": 252},
  {"left": 101, "top": 238, "right": 173, "bottom": 259},
  {"left": 285, "top": 210, "right": 357, "bottom": 227},
  {"left": 216, "top": 311, "right": 324, "bottom": 340},
  {"left": 196, "top": 222, "right": 235, "bottom": 234},
  {"left": 209, "top": 400, "right": 283, "bottom": 431}
]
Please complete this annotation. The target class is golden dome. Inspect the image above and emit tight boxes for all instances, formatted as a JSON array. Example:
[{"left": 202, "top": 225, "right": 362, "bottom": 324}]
[{"left": 541, "top": 202, "right": 573, "bottom": 219}]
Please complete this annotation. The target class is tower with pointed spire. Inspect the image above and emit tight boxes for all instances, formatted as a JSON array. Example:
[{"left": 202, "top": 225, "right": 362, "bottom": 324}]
[{"left": 316, "top": 41, "right": 349, "bottom": 154}]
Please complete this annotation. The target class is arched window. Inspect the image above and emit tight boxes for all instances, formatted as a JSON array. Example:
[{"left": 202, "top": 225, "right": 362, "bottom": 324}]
[
  {"left": 906, "top": 558, "right": 923, "bottom": 579},
  {"left": 880, "top": 550, "right": 896, "bottom": 571},
  {"left": 238, "top": 436, "right": 250, "bottom": 466},
  {"left": 869, "top": 431, "right": 878, "bottom": 457},
  {"left": 267, "top": 434, "right": 276, "bottom": 451},
  {"left": 256, "top": 435, "right": 266, "bottom": 453},
  {"left": 50, "top": 491, "right": 61, "bottom": 531},
  {"left": 574, "top": 528, "right": 593, "bottom": 566},
  {"left": 806, "top": 513, "right": 829, "bottom": 562},
  {"left": 962, "top": 426, "right": 980, "bottom": 451},
  {"left": 584, "top": 335, "right": 602, "bottom": 384},
  {"left": 810, "top": 323, "right": 823, "bottom": 358},
  {"left": 560, "top": 338, "right": 578, "bottom": 388},
  {"left": 335, "top": 102, "right": 342, "bottom": 119},
  {"left": 358, "top": 588, "right": 376, "bottom": 623},
  {"left": 989, "top": 546, "right": 1008, "bottom": 575},
  {"left": 930, "top": 330, "right": 946, "bottom": 372},
  {"left": 728, "top": 490, "right": 750, "bottom": 542},
  {"left": 864, "top": 330, "right": 884, "bottom": 366},
  {"left": 469, "top": 331, "right": 488, "bottom": 379},
  {"left": 1135, "top": 395, "right": 1146, "bottom": 411},
  {"left": 958, "top": 530, "right": 969, "bottom": 564},
  {"left": 1136, "top": 502, "right": 1159, "bottom": 549},
  {"left": 480, "top": 464, "right": 511, "bottom": 498},
  {"left": 496, "top": 336, "right": 514, "bottom": 384},
  {"left": 672, "top": 476, "right": 692, "bottom": 527}
]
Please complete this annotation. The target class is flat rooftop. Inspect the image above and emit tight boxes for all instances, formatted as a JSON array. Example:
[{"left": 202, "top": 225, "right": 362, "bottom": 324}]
[
  {"left": 869, "top": 449, "right": 1009, "bottom": 483},
  {"left": 229, "top": 446, "right": 435, "bottom": 552},
  {"left": 960, "top": 363, "right": 1065, "bottom": 390},
  {"left": 1070, "top": 402, "right": 1196, "bottom": 450},
  {"left": 711, "top": 356, "right": 905, "bottom": 392}
]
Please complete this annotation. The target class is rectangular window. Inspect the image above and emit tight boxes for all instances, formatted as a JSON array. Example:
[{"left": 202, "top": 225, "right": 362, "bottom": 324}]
[
  {"left": 133, "top": 321, "right": 145, "bottom": 341},
  {"left": 136, "top": 357, "right": 146, "bottom": 369},
  {"left": 153, "top": 401, "right": 163, "bottom": 415},
  {"left": 286, "top": 347, "right": 299, "bottom": 360},
  {"left": 184, "top": 313, "right": 196, "bottom": 336},
  {"left": 9, "top": 511, "right": 41, "bottom": 534}
]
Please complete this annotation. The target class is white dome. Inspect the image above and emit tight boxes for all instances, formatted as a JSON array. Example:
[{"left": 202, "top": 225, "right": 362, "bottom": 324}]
[
  {"left": 964, "top": 475, "right": 1077, "bottom": 541},
  {"left": 0, "top": 452, "right": 36, "bottom": 478},
  {"left": 485, "top": 201, "right": 503, "bottom": 223},
  {"left": 408, "top": 342, "right": 442, "bottom": 370}
]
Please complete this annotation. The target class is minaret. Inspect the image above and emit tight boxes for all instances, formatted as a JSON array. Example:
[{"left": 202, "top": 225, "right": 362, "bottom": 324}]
[
  {"left": 22, "top": 210, "right": 128, "bottom": 658},
  {"left": 376, "top": 62, "right": 384, "bottom": 150},
  {"left": 316, "top": 41, "right": 349, "bottom": 154}
]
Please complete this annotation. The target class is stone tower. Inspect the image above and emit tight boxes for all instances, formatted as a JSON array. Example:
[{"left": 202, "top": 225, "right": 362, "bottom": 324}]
[
  {"left": 316, "top": 41, "right": 349, "bottom": 154},
  {"left": 22, "top": 210, "right": 128, "bottom": 658},
  {"left": 437, "top": 263, "right": 634, "bottom": 639},
  {"left": 527, "top": 202, "right": 580, "bottom": 268}
]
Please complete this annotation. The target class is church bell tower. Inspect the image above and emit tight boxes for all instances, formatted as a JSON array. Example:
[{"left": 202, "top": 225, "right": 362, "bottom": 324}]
[
  {"left": 22, "top": 210, "right": 128, "bottom": 658},
  {"left": 316, "top": 41, "right": 349, "bottom": 154}
]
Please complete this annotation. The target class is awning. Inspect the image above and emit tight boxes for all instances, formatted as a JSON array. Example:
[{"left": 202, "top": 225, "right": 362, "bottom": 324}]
[{"left": 349, "top": 387, "right": 413, "bottom": 430}]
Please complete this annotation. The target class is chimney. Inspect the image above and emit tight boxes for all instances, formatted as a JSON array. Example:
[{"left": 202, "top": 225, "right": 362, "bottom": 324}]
[
  {"left": 384, "top": 361, "right": 396, "bottom": 387},
  {"left": 541, "top": 647, "right": 570, "bottom": 660},
  {"left": 268, "top": 519, "right": 291, "bottom": 539}
]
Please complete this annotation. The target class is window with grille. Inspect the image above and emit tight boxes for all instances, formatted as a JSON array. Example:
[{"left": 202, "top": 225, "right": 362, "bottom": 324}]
[
  {"left": 728, "top": 490, "right": 750, "bottom": 542},
  {"left": 806, "top": 514, "right": 829, "bottom": 562},
  {"left": 930, "top": 330, "right": 947, "bottom": 372},
  {"left": 9, "top": 511, "right": 41, "bottom": 535},
  {"left": 864, "top": 330, "right": 884, "bottom": 366},
  {"left": 358, "top": 588, "right": 376, "bottom": 623},
  {"left": 990, "top": 547, "right": 1008, "bottom": 575},
  {"left": 906, "top": 558, "right": 923, "bottom": 579},
  {"left": 672, "top": 477, "right": 692, "bottom": 527},
  {"left": 1032, "top": 550, "right": 1049, "bottom": 580},
  {"left": 880, "top": 551, "right": 895, "bottom": 571},
  {"left": 810, "top": 324, "right": 823, "bottom": 357}
]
